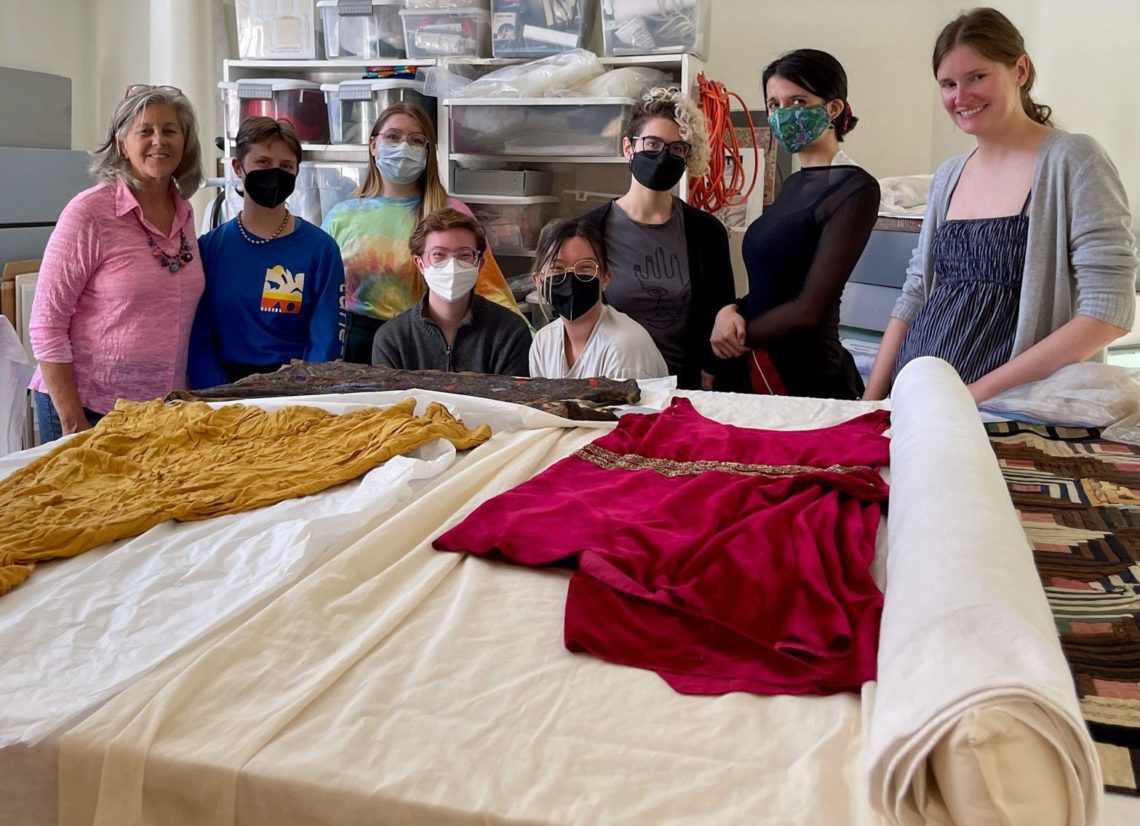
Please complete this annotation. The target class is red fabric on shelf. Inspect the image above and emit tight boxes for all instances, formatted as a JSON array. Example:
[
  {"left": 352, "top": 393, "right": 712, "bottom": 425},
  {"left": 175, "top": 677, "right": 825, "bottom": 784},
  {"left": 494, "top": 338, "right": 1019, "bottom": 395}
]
[{"left": 434, "top": 397, "right": 891, "bottom": 696}]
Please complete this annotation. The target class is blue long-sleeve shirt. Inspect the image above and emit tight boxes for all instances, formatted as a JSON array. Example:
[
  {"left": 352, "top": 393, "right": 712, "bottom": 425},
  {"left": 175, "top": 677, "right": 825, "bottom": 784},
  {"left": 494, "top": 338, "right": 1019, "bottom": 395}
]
[{"left": 189, "top": 217, "right": 345, "bottom": 389}]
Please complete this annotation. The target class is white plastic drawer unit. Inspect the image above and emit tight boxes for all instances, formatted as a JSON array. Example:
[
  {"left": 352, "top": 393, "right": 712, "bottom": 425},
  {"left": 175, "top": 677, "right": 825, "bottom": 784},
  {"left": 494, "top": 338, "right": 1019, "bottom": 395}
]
[
  {"left": 446, "top": 98, "right": 637, "bottom": 158},
  {"left": 400, "top": 7, "right": 492, "bottom": 59},
  {"left": 600, "top": 0, "right": 711, "bottom": 60},
  {"left": 322, "top": 79, "right": 432, "bottom": 145},
  {"left": 316, "top": 0, "right": 406, "bottom": 59},
  {"left": 460, "top": 195, "right": 559, "bottom": 253},
  {"left": 235, "top": 0, "right": 318, "bottom": 59}
]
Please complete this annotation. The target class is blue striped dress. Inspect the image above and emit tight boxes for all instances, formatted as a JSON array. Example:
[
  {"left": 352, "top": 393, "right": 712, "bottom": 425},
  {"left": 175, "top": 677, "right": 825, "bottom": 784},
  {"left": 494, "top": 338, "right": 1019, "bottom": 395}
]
[{"left": 895, "top": 192, "right": 1031, "bottom": 384}]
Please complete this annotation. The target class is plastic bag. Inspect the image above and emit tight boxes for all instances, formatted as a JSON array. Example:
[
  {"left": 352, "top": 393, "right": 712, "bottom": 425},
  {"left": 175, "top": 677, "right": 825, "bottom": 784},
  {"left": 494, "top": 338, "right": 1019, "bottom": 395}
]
[
  {"left": 980, "top": 361, "right": 1140, "bottom": 444},
  {"left": 877, "top": 174, "right": 932, "bottom": 217},
  {"left": 420, "top": 63, "right": 475, "bottom": 99},
  {"left": 460, "top": 48, "right": 605, "bottom": 98},
  {"left": 559, "top": 66, "right": 673, "bottom": 99}
]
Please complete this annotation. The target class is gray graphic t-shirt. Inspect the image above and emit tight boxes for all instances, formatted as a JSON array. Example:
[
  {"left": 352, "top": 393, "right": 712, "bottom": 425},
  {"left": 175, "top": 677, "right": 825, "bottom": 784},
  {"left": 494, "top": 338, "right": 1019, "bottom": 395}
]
[{"left": 603, "top": 200, "right": 690, "bottom": 376}]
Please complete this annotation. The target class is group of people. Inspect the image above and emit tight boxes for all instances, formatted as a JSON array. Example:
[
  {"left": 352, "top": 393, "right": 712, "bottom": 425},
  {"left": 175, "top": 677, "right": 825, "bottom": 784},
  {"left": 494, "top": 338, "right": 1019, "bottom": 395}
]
[{"left": 26, "top": 6, "right": 1138, "bottom": 443}]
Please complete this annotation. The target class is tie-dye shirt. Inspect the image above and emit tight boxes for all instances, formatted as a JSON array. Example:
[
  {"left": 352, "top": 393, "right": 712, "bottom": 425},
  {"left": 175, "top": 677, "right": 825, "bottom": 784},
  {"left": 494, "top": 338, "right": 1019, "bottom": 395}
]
[{"left": 322, "top": 195, "right": 520, "bottom": 321}]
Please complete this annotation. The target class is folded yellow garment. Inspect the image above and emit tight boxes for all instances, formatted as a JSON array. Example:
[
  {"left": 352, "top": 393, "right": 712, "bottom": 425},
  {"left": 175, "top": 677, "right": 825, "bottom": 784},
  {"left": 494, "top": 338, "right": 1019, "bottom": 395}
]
[{"left": 0, "top": 398, "right": 490, "bottom": 596}]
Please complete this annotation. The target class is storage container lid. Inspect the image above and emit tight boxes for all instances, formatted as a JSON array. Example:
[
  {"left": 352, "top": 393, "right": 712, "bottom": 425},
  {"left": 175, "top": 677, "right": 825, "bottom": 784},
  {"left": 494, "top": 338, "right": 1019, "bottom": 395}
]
[
  {"left": 444, "top": 96, "right": 637, "bottom": 106},
  {"left": 456, "top": 194, "right": 558, "bottom": 204},
  {"left": 399, "top": 8, "right": 490, "bottom": 20},
  {"left": 222, "top": 79, "right": 324, "bottom": 98},
  {"left": 315, "top": 0, "right": 403, "bottom": 10},
  {"left": 404, "top": 0, "right": 488, "bottom": 8},
  {"left": 322, "top": 78, "right": 427, "bottom": 99}
]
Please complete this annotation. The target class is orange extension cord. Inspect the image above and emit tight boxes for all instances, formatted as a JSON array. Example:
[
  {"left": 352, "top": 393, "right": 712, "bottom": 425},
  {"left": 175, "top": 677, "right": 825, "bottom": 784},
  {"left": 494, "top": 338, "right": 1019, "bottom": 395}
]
[{"left": 689, "top": 72, "right": 760, "bottom": 215}]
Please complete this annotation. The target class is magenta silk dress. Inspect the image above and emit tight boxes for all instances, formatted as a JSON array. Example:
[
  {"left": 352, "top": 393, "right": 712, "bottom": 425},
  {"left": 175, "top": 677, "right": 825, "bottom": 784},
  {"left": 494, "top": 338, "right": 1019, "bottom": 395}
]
[{"left": 434, "top": 397, "right": 891, "bottom": 696}]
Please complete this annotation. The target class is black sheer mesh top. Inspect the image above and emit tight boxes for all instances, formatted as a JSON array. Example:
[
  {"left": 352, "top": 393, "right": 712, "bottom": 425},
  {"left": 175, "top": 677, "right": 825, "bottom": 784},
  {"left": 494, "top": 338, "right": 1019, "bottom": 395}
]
[{"left": 741, "top": 164, "right": 880, "bottom": 399}]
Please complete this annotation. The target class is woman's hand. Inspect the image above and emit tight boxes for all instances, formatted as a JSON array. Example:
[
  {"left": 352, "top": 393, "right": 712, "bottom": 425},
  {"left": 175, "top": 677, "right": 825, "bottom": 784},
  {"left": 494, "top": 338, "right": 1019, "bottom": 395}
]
[
  {"left": 59, "top": 410, "right": 93, "bottom": 436},
  {"left": 711, "top": 305, "right": 749, "bottom": 359}
]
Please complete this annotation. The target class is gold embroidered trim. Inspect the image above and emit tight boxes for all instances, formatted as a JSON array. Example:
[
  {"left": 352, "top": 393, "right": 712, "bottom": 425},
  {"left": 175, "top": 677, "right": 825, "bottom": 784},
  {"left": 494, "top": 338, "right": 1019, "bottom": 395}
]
[{"left": 574, "top": 443, "right": 872, "bottom": 478}]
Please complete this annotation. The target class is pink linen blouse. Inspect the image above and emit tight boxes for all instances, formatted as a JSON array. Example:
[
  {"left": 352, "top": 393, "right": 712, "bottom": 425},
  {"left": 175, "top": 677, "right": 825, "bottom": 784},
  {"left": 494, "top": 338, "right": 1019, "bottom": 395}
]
[{"left": 28, "top": 180, "right": 205, "bottom": 413}]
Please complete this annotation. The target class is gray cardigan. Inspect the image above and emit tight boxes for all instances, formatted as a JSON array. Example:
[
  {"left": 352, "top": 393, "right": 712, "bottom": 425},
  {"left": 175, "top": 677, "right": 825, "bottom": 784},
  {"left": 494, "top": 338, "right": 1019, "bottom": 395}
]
[{"left": 892, "top": 130, "right": 1138, "bottom": 360}]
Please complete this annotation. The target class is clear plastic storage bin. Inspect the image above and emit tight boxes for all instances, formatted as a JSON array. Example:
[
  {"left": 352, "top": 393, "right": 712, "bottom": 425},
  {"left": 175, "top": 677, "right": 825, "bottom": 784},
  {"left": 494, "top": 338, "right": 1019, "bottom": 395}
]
[
  {"left": 220, "top": 79, "right": 330, "bottom": 144},
  {"left": 463, "top": 195, "right": 558, "bottom": 252},
  {"left": 399, "top": 7, "right": 491, "bottom": 58},
  {"left": 235, "top": 0, "right": 317, "bottom": 59},
  {"left": 316, "top": 162, "right": 370, "bottom": 218},
  {"left": 316, "top": 0, "right": 406, "bottom": 59},
  {"left": 322, "top": 79, "right": 432, "bottom": 144},
  {"left": 490, "top": 0, "right": 593, "bottom": 58},
  {"left": 600, "top": 0, "right": 710, "bottom": 60},
  {"left": 447, "top": 98, "right": 636, "bottom": 157}
]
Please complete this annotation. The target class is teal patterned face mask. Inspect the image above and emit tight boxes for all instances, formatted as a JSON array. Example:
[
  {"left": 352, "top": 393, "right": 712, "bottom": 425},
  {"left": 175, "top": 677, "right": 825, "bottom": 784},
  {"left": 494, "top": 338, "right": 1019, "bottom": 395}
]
[{"left": 767, "top": 104, "right": 832, "bottom": 154}]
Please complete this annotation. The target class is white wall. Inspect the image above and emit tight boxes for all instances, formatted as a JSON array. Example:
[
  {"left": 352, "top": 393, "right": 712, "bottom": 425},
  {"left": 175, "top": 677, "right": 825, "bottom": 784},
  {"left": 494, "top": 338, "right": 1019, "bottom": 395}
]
[
  {"left": 1, "top": 0, "right": 230, "bottom": 217},
  {"left": 706, "top": 0, "right": 1140, "bottom": 226},
  {"left": 0, "top": 0, "right": 95, "bottom": 150},
  {"left": 707, "top": 0, "right": 949, "bottom": 179}
]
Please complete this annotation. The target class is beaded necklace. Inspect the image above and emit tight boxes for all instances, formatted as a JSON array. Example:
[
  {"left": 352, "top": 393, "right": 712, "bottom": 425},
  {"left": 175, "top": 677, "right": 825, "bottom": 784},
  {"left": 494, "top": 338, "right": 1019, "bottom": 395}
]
[
  {"left": 138, "top": 216, "right": 193, "bottom": 273},
  {"left": 236, "top": 209, "right": 290, "bottom": 245}
]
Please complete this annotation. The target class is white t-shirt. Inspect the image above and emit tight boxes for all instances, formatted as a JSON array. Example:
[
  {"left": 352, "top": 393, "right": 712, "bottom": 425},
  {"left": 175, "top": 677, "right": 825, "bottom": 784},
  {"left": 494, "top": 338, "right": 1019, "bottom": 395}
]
[{"left": 529, "top": 304, "right": 669, "bottom": 380}]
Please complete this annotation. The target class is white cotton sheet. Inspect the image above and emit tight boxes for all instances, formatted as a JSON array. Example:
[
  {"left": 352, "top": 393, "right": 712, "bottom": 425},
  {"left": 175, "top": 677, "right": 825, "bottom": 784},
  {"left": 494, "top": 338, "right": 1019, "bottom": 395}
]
[
  {"left": 0, "top": 386, "right": 675, "bottom": 752},
  {"left": 867, "top": 357, "right": 1102, "bottom": 825},
  {"left": 5, "top": 376, "right": 1124, "bottom": 825},
  {"left": 0, "top": 385, "right": 677, "bottom": 826},
  {"left": 55, "top": 392, "right": 891, "bottom": 826}
]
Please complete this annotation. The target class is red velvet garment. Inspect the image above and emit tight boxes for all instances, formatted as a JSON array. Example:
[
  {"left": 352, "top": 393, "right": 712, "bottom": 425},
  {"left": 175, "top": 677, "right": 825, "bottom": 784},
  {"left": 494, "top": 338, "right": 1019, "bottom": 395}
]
[{"left": 434, "top": 397, "right": 891, "bottom": 696}]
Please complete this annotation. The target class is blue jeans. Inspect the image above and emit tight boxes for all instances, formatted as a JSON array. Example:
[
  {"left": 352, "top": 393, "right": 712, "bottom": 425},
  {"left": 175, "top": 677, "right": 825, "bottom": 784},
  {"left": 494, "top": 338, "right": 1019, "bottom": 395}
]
[{"left": 33, "top": 391, "right": 103, "bottom": 443}]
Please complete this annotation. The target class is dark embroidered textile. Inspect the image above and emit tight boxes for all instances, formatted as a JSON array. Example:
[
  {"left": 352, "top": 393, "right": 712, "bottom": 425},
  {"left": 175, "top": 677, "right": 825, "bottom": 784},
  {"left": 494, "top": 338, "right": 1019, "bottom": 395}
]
[
  {"left": 168, "top": 361, "right": 641, "bottom": 421},
  {"left": 986, "top": 421, "right": 1140, "bottom": 796}
]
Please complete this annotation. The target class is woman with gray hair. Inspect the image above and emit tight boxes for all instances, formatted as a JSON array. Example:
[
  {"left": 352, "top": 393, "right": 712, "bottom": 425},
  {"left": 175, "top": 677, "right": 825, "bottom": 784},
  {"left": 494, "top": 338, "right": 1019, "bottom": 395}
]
[
  {"left": 27, "top": 84, "right": 205, "bottom": 441},
  {"left": 582, "top": 87, "right": 734, "bottom": 391}
]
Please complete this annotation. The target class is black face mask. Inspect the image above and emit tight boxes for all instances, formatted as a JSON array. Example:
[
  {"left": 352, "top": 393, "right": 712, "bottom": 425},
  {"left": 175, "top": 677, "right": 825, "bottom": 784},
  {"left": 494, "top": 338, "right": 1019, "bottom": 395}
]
[
  {"left": 241, "top": 167, "right": 296, "bottom": 209},
  {"left": 547, "top": 274, "right": 601, "bottom": 321},
  {"left": 629, "top": 149, "right": 687, "bottom": 192}
]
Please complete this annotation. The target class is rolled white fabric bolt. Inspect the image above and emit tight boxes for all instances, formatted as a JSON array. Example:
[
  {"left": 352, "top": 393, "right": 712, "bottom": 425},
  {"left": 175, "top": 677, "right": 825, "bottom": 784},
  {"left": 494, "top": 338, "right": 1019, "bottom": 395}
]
[{"left": 867, "top": 356, "right": 1101, "bottom": 826}]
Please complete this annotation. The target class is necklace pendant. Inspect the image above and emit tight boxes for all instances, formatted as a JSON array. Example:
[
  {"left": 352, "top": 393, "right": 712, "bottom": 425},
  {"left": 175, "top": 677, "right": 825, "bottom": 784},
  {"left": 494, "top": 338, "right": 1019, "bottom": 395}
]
[
  {"left": 168, "top": 260, "right": 180, "bottom": 273},
  {"left": 180, "top": 252, "right": 194, "bottom": 263}
]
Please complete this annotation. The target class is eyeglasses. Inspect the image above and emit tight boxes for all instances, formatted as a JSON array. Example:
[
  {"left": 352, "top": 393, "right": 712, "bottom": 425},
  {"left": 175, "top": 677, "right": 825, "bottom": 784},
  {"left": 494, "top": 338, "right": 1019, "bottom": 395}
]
[
  {"left": 630, "top": 135, "right": 693, "bottom": 159},
  {"left": 427, "top": 249, "right": 481, "bottom": 266},
  {"left": 124, "top": 84, "right": 183, "bottom": 99},
  {"left": 379, "top": 130, "right": 430, "bottom": 150},
  {"left": 540, "top": 260, "right": 601, "bottom": 283}
]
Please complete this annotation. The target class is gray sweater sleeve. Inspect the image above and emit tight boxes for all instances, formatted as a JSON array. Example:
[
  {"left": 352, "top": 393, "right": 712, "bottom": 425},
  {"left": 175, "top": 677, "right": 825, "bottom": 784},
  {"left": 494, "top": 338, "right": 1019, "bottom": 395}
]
[{"left": 1065, "top": 135, "right": 1138, "bottom": 330}]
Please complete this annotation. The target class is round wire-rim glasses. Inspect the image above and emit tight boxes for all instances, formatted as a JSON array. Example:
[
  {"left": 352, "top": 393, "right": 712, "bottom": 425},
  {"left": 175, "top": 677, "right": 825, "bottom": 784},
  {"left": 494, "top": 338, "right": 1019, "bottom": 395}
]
[
  {"left": 379, "top": 130, "right": 430, "bottom": 149},
  {"left": 539, "top": 260, "right": 601, "bottom": 284}
]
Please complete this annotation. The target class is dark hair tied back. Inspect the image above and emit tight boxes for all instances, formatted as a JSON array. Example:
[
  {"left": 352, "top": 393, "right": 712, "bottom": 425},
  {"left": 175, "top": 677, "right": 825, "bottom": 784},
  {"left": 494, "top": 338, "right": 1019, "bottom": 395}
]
[{"left": 761, "top": 48, "right": 857, "bottom": 142}]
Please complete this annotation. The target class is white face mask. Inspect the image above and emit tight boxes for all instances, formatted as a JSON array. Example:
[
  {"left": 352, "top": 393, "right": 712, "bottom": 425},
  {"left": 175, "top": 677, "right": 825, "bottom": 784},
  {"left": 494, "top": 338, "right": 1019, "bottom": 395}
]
[{"left": 422, "top": 257, "right": 480, "bottom": 303}]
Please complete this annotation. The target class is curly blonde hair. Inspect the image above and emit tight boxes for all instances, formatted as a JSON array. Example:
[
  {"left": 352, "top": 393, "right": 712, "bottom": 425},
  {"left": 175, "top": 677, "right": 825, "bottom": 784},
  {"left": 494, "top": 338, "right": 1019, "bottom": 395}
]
[{"left": 625, "top": 86, "right": 710, "bottom": 177}]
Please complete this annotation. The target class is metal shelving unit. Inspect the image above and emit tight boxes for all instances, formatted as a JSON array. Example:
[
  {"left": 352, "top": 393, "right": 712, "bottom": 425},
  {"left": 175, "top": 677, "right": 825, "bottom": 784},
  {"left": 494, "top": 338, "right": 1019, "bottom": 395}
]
[{"left": 218, "top": 53, "right": 703, "bottom": 254}]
